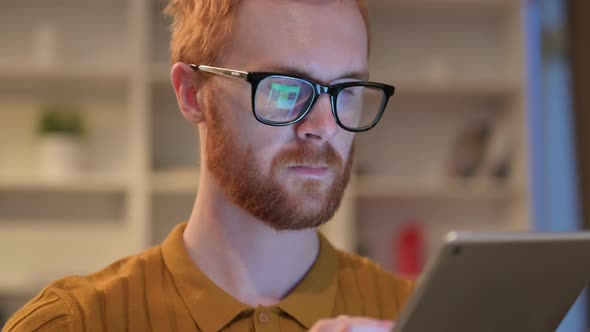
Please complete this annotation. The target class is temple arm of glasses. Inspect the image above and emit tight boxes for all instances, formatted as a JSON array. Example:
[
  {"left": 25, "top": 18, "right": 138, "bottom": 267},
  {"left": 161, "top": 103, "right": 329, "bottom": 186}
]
[{"left": 190, "top": 64, "right": 249, "bottom": 80}]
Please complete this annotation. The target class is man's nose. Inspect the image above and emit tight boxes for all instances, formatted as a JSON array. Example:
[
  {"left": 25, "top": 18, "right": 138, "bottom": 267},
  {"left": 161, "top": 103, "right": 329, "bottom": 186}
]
[{"left": 295, "top": 94, "right": 339, "bottom": 144}]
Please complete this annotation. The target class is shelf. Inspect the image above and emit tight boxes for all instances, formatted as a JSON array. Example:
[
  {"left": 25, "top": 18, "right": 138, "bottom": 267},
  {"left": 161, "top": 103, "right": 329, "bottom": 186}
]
[
  {"left": 151, "top": 168, "right": 199, "bottom": 194},
  {"left": 0, "top": 173, "right": 127, "bottom": 193},
  {"left": 355, "top": 175, "right": 523, "bottom": 201},
  {"left": 0, "top": 64, "right": 130, "bottom": 83},
  {"left": 392, "top": 79, "right": 521, "bottom": 99},
  {"left": 150, "top": 64, "right": 520, "bottom": 99},
  {"left": 151, "top": 171, "right": 521, "bottom": 201}
]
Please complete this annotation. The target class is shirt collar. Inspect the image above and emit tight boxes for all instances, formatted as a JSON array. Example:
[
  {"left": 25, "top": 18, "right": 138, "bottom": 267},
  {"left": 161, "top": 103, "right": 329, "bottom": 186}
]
[
  {"left": 162, "top": 222, "right": 340, "bottom": 331},
  {"left": 162, "top": 223, "right": 251, "bottom": 332},
  {"left": 278, "top": 232, "right": 339, "bottom": 329}
]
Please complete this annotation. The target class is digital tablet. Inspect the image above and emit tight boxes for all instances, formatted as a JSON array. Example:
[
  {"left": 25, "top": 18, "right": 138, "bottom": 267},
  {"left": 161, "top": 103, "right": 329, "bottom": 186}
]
[{"left": 393, "top": 231, "right": 590, "bottom": 332}]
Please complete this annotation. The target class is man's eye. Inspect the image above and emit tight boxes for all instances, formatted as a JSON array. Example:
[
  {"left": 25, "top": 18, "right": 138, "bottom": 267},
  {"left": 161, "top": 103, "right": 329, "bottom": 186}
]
[{"left": 342, "top": 88, "right": 361, "bottom": 97}]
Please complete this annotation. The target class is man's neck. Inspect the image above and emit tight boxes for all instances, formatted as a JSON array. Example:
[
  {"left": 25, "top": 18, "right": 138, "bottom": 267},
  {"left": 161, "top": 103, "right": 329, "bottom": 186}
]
[{"left": 182, "top": 171, "right": 320, "bottom": 307}]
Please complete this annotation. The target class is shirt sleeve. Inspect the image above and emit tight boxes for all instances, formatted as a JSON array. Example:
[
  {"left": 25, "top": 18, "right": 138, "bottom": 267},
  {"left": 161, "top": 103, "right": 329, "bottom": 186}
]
[{"left": 2, "top": 292, "right": 71, "bottom": 332}]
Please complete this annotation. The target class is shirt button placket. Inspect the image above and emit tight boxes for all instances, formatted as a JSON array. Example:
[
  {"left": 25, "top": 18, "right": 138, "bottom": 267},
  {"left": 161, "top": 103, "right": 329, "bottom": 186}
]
[
  {"left": 258, "top": 311, "right": 270, "bottom": 324},
  {"left": 253, "top": 307, "right": 275, "bottom": 332}
]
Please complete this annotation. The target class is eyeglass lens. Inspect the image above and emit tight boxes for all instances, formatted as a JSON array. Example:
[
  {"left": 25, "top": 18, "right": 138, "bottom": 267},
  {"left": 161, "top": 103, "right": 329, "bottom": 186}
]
[
  {"left": 254, "top": 76, "right": 385, "bottom": 129},
  {"left": 336, "top": 85, "right": 385, "bottom": 129},
  {"left": 255, "top": 76, "right": 314, "bottom": 123}
]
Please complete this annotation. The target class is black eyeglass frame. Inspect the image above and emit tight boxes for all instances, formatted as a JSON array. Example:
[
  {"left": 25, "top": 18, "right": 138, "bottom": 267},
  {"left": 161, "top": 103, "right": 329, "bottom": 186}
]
[{"left": 190, "top": 64, "right": 395, "bottom": 132}]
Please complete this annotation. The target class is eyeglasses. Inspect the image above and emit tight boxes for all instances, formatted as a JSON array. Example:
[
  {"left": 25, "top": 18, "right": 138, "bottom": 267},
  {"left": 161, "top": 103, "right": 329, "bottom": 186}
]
[{"left": 191, "top": 64, "right": 395, "bottom": 132}]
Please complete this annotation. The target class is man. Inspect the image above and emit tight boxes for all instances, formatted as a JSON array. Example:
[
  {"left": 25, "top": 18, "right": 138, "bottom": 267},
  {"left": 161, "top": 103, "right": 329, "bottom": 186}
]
[{"left": 3, "top": 0, "right": 414, "bottom": 331}]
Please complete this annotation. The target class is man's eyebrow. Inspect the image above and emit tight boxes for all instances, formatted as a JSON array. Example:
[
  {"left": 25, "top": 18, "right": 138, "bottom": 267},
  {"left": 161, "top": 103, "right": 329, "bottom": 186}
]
[{"left": 263, "top": 66, "right": 369, "bottom": 83}]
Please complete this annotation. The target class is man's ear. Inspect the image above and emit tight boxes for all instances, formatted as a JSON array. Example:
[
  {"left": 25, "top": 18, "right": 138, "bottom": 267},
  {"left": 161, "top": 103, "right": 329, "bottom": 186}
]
[{"left": 171, "top": 62, "right": 205, "bottom": 125}]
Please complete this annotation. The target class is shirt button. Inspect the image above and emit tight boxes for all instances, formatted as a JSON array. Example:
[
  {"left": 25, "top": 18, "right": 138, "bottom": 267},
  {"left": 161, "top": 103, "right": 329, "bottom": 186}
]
[{"left": 258, "top": 311, "right": 270, "bottom": 324}]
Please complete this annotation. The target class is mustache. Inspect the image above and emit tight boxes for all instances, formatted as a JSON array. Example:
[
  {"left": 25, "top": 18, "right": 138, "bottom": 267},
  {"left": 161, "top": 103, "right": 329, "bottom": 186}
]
[{"left": 272, "top": 144, "right": 343, "bottom": 174}]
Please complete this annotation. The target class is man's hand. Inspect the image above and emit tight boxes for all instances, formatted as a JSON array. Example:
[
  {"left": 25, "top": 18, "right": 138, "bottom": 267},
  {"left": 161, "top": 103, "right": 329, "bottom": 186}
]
[{"left": 309, "top": 315, "right": 395, "bottom": 332}]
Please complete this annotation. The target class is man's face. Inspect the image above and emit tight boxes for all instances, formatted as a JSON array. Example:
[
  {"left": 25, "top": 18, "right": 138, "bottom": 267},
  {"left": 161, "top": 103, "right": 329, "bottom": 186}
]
[{"left": 203, "top": 0, "right": 368, "bottom": 230}]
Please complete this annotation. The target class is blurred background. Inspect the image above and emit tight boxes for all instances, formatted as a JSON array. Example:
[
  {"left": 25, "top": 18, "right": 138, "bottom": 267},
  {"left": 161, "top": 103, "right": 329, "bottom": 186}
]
[{"left": 0, "top": 0, "right": 588, "bottom": 330}]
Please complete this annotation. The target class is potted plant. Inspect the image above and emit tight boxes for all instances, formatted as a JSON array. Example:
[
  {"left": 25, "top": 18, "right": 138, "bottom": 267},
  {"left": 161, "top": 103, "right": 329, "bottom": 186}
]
[{"left": 37, "top": 104, "right": 86, "bottom": 179}]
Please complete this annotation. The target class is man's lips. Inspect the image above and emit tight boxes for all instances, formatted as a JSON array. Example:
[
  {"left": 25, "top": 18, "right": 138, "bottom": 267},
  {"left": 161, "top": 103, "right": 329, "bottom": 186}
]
[{"left": 287, "top": 165, "right": 330, "bottom": 177}]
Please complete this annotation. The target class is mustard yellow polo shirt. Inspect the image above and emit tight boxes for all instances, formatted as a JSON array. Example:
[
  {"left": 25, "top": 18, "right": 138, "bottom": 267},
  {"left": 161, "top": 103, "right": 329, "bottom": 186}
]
[{"left": 3, "top": 223, "right": 415, "bottom": 332}]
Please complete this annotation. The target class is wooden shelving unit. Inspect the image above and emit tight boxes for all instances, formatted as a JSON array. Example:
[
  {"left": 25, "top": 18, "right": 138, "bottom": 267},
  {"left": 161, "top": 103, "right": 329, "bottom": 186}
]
[
  {"left": 0, "top": 0, "right": 531, "bottom": 321},
  {"left": 355, "top": 175, "right": 523, "bottom": 201},
  {"left": 0, "top": 174, "right": 127, "bottom": 193}
]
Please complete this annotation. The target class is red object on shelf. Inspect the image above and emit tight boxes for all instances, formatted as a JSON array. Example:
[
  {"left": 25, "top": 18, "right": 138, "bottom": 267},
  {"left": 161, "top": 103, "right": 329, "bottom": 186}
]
[{"left": 393, "top": 222, "right": 424, "bottom": 278}]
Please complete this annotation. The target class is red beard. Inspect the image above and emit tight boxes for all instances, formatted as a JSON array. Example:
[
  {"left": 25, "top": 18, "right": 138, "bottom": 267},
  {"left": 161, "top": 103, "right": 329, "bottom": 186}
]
[{"left": 205, "top": 93, "right": 353, "bottom": 231}]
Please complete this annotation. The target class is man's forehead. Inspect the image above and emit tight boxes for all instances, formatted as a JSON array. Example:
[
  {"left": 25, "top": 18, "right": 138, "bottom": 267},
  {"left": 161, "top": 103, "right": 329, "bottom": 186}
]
[
  {"left": 266, "top": 0, "right": 354, "bottom": 6},
  {"left": 238, "top": 0, "right": 362, "bottom": 24},
  {"left": 229, "top": 0, "right": 367, "bottom": 54},
  {"left": 222, "top": 0, "right": 368, "bottom": 82}
]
